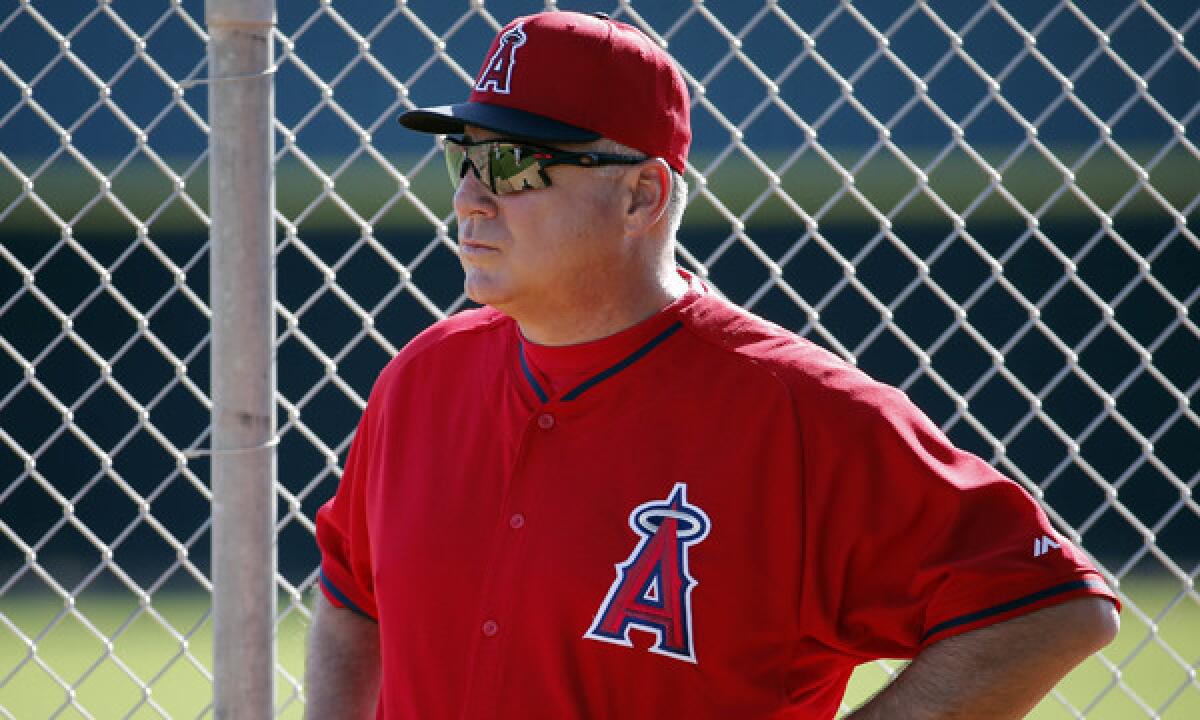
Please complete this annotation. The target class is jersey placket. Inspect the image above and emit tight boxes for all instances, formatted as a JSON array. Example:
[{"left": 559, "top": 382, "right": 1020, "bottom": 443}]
[
  {"left": 460, "top": 393, "right": 575, "bottom": 718},
  {"left": 462, "top": 322, "right": 686, "bottom": 717}
]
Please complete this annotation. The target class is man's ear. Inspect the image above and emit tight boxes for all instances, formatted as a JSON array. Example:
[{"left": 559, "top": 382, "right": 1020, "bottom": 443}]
[{"left": 624, "top": 159, "right": 671, "bottom": 236}]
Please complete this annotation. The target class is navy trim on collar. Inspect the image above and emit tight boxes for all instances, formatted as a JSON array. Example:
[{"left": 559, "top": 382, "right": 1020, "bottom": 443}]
[
  {"left": 518, "top": 321, "right": 685, "bottom": 403},
  {"left": 562, "top": 321, "right": 684, "bottom": 401},
  {"left": 518, "top": 341, "right": 551, "bottom": 403}
]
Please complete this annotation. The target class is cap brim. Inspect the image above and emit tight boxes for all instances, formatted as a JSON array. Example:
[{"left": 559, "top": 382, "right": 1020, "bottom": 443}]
[{"left": 399, "top": 102, "right": 601, "bottom": 144}]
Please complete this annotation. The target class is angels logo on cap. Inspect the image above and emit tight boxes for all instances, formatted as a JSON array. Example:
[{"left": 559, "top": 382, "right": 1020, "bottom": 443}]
[
  {"left": 398, "top": 10, "right": 692, "bottom": 174},
  {"left": 475, "top": 23, "right": 527, "bottom": 95}
]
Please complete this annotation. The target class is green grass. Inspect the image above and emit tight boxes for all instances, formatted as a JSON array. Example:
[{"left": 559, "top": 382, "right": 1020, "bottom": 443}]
[
  {"left": 1, "top": 576, "right": 1196, "bottom": 718},
  {"left": 0, "top": 591, "right": 310, "bottom": 719},
  {"left": 3, "top": 144, "right": 1194, "bottom": 236}
]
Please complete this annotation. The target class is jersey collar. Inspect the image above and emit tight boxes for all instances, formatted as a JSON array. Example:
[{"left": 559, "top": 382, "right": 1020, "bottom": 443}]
[{"left": 517, "top": 270, "right": 706, "bottom": 403}]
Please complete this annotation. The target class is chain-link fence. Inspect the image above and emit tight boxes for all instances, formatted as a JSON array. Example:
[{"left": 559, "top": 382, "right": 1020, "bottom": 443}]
[{"left": 1, "top": 0, "right": 1197, "bottom": 717}]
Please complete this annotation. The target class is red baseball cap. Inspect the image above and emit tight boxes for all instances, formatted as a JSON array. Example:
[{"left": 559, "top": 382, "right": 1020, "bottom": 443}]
[{"left": 399, "top": 11, "right": 691, "bottom": 174}]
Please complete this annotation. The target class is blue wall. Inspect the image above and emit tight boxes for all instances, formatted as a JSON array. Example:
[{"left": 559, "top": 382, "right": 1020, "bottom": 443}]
[{"left": 2, "top": 0, "right": 1195, "bottom": 164}]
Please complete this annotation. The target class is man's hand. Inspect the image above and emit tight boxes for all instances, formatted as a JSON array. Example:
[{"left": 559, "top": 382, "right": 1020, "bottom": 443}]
[
  {"left": 849, "top": 596, "right": 1119, "bottom": 719},
  {"left": 303, "top": 590, "right": 382, "bottom": 720}
]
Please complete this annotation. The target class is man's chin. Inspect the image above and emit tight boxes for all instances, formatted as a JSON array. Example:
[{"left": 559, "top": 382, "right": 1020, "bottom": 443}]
[{"left": 463, "top": 274, "right": 514, "bottom": 310}]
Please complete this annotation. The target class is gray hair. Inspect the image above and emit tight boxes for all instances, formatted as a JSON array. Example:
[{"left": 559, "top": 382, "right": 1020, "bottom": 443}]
[
  {"left": 592, "top": 138, "right": 688, "bottom": 237},
  {"left": 664, "top": 164, "right": 688, "bottom": 237}
]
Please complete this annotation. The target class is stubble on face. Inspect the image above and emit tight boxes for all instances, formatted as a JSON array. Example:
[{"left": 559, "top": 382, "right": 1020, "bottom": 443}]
[{"left": 455, "top": 153, "right": 629, "bottom": 323}]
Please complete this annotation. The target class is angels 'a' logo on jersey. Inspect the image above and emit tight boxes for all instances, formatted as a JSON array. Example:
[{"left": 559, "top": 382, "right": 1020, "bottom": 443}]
[
  {"left": 584, "top": 483, "right": 710, "bottom": 663},
  {"left": 475, "top": 23, "right": 527, "bottom": 94}
]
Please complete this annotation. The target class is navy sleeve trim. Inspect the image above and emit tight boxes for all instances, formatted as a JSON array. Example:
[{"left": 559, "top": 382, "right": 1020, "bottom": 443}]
[
  {"left": 921, "top": 578, "right": 1107, "bottom": 644},
  {"left": 319, "top": 567, "right": 375, "bottom": 621}
]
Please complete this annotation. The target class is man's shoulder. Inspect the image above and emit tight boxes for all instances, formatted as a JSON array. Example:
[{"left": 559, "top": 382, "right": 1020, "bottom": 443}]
[
  {"left": 678, "top": 293, "right": 899, "bottom": 408},
  {"left": 410, "top": 305, "right": 510, "bottom": 348},
  {"left": 680, "top": 293, "right": 848, "bottom": 376},
  {"left": 379, "top": 306, "right": 511, "bottom": 381}
]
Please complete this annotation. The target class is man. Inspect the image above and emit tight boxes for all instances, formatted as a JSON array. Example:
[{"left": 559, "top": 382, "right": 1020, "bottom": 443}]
[{"left": 304, "top": 10, "right": 1119, "bottom": 719}]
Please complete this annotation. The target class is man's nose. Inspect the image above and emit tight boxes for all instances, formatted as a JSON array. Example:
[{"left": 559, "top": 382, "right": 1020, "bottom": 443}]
[{"left": 453, "top": 164, "right": 497, "bottom": 220}]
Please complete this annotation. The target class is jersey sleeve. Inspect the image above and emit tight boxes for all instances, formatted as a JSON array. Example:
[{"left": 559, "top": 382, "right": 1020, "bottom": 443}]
[
  {"left": 796, "top": 372, "right": 1118, "bottom": 660},
  {"left": 314, "top": 402, "right": 379, "bottom": 621}
]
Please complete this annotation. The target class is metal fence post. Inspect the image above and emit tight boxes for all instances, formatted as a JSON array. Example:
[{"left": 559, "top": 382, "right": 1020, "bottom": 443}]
[{"left": 207, "top": 0, "right": 277, "bottom": 717}]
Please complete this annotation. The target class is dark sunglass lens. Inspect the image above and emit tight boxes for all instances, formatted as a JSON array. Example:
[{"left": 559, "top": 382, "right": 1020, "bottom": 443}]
[
  {"left": 490, "top": 144, "right": 548, "bottom": 194},
  {"left": 444, "top": 142, "right": 468, "bottom": 189},
  {"left": 443, "top": 140, "right": 554, "bottom": 195}
]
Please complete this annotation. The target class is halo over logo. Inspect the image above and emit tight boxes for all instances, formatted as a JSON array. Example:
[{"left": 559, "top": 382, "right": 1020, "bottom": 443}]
[
  {"left": 475, "top": 23, "right": 527, "bottom": 95},
  {"left": 584, "top": 483, "right": 710, "bottom": 663}
]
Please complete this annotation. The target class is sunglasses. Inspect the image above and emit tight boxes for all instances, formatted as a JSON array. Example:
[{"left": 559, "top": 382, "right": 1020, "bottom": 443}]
[{"left": 443, "top": 136, "right": 648, "bottom": 195}]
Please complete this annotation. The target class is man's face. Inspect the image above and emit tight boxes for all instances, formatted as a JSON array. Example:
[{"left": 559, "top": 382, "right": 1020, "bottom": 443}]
[{"left": 452, "top": 126, "right": 629, "bottom": 319}]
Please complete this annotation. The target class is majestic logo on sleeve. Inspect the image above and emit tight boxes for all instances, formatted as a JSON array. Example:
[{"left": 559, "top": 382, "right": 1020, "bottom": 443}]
[
  {"left": 475, "top": 23, "right": 527, "bottom": 94},
  {"left": 1033, "top": 534, "right": 1061, "bottom": 557},
  {"left": 584, "top": 483, "right": 710, "bottom": 663}
]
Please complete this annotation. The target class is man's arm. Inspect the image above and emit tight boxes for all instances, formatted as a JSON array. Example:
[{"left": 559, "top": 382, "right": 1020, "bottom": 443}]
[
  {"left": 303, "top": 590, "right": 381, "bottom": 720},
  {"left": 849, "top": 596, "right": 1119, "bottom": 719}
]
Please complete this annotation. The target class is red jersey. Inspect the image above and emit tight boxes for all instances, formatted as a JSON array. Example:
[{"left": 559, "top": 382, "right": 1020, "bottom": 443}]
[{"left": 315, "top": 273, "right": 1116, "bottom": 719}]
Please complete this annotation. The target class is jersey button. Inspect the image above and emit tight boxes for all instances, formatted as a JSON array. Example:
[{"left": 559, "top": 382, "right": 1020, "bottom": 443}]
[
  {"left": 537, "top": 413, "right": 555, "bottom": 430},
  {"left": 482, "top": 619, "right": 500, "bottom": 637},
  {"left": 509, "top": 513, "right": 525, "bottom": 529}
]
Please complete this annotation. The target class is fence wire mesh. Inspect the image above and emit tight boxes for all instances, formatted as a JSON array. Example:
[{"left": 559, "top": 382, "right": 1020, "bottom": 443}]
[{"left": 1, "top": 0, "right": 1197, "bottom": 718}]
